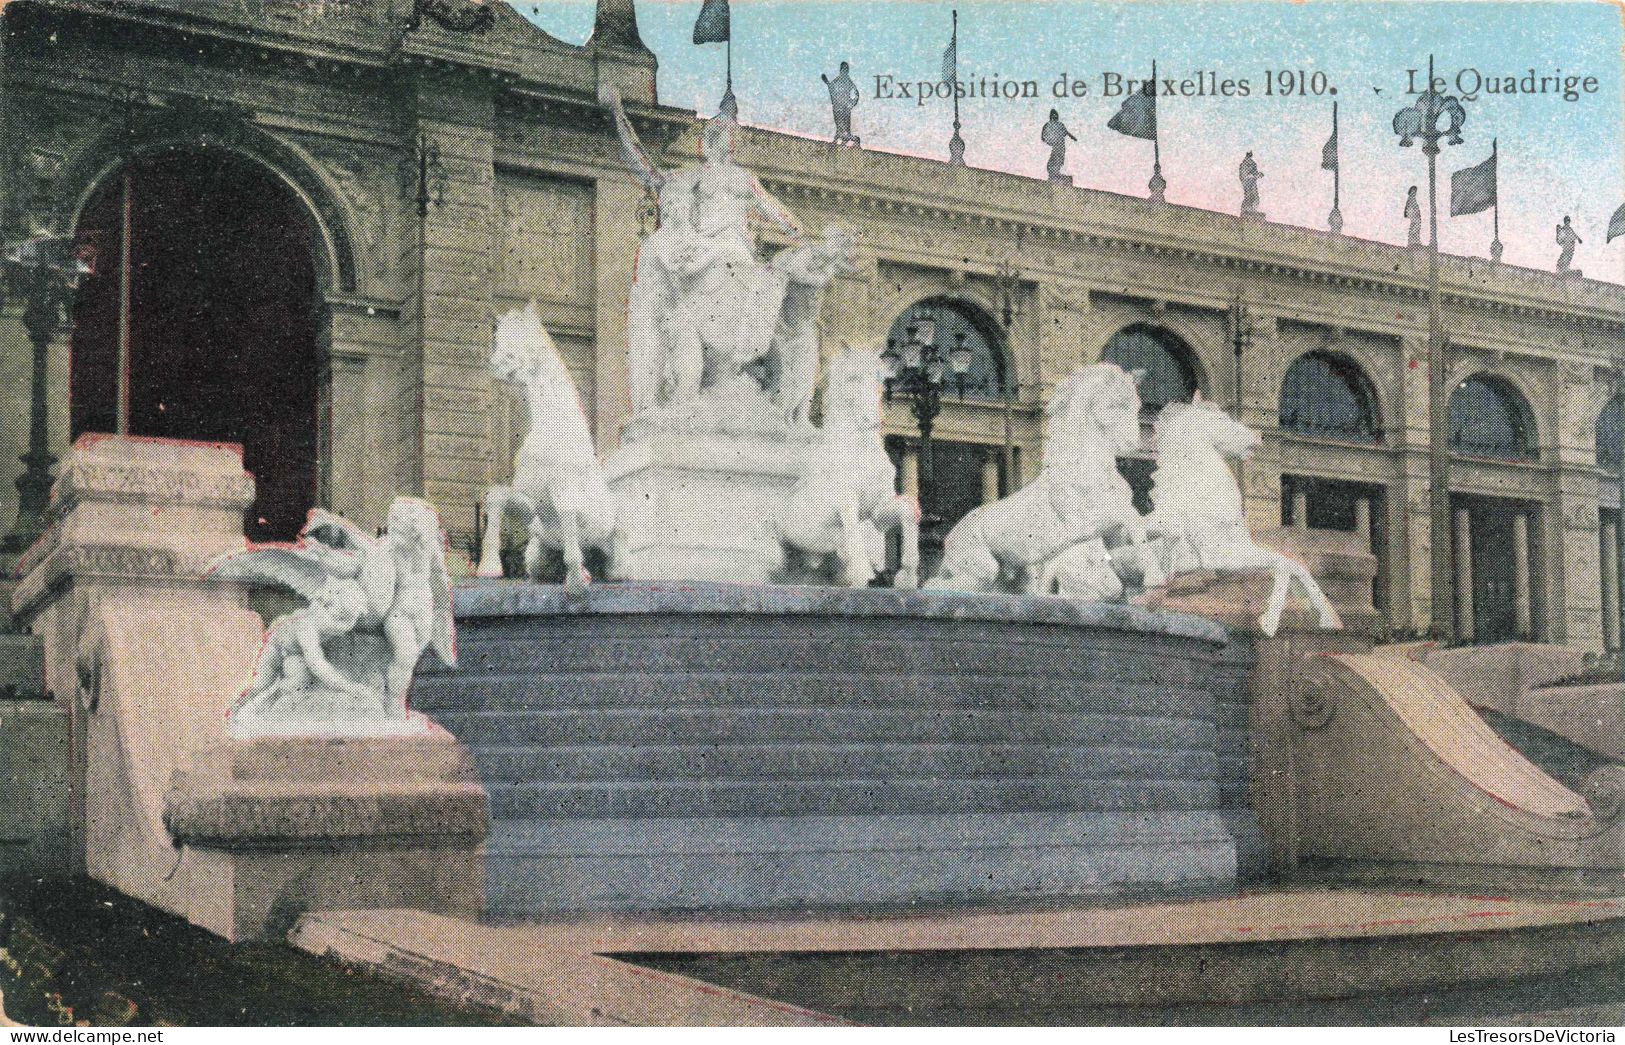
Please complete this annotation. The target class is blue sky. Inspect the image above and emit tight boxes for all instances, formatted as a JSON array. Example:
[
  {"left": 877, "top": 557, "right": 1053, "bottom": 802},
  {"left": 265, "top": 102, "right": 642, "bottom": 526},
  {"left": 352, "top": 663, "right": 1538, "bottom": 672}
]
[{"left": 517, "top": 1, "right": 1624, "bottom": 280}]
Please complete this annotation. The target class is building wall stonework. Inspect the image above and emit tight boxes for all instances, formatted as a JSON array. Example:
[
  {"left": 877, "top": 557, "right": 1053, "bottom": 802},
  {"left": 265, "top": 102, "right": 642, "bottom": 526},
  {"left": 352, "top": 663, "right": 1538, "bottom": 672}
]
[{"left": 2, "top": 0, "right": 1623, "bottom": 646}]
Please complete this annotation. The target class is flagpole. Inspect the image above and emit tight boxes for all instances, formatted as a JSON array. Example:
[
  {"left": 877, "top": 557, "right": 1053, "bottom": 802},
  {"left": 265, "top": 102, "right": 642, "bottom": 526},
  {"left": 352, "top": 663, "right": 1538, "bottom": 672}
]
[
  {"left": 1490, "top": 138, "right": 1503, "bottom": 263},
  {"left": 1147, "top": 60, "right": 1165, "bottom": 202},
  {"left": 1329, "top": 101, "right": 1343, "bottom": 234},
  {"left": 947, "top": 9, "right": 965, "bottom": 166}
]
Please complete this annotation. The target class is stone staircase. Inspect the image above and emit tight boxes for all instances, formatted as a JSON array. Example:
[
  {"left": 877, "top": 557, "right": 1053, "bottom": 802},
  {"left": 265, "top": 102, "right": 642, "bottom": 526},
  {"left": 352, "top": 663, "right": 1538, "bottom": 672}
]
[{"left": 412, "top": 584, "right": 1239, "bottom": 916}]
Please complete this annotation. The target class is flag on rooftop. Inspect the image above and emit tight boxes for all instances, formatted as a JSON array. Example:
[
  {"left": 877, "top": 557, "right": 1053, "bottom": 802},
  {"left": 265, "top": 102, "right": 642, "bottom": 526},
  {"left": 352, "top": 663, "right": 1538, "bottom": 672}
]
[
  {"left": 692, "top": 0, "right": 729, "bottom": 44},
  {"left": 1108, "top": 78, "right": 1157, "bottom": 141},
  {"left": 1450, "top": 148, "right": 1497, "bottom": 217},
  {"left": 1321, "top": 120, "right": 1339, "bottom": 172},
  {"left": 1608, "top": 202, "right": 1625, "bottom": 243}
]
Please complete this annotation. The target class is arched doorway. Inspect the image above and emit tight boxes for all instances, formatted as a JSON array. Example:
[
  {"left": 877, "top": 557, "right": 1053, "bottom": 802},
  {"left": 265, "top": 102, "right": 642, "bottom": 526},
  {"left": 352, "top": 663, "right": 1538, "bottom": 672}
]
[{"left": 70, "top": 148, "right": 323, "bottom": 541}]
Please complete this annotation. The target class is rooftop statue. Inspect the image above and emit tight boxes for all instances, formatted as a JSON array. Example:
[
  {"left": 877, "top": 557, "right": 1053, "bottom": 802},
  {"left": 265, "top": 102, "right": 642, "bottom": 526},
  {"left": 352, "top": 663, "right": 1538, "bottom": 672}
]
[
  {"left": 478, "top": 302, "right": 625, "bottom": 589},
  {"left": 926, "top": 362, "right": 1152, "bottom": 596},
  {"left": 1557, "top": 215, "right": 1582, "bottom": 274},
  {"left": 209, "top": 498, "right": 456, "bottom": 737},
  {"left": 1041, "top": 109, "right": 1077, "bottom": 183},
  {"left": 602, "top": 87, "right": 856, "bottom": 440},
  {"left": 823, "top": 61, "right": 861, "bottom": 146},
  {"left": 1238, "top": 150, "right": 1264, "bottom": 217}
]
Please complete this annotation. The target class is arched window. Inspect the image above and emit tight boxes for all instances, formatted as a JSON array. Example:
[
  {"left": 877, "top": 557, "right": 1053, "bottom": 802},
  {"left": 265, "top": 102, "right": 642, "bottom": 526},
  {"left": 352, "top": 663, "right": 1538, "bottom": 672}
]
[
  {"left": 1279, "top": 351, "right": 1380, "bottom": 443},
  {"left": 1101, "top": 324, "right": 1199, "bottom": 415},
  {"left": 1599, "top": 399, "right": 1623, "bottom": 474},
  {"left": 1449, "top": 375, "right": 1536, "bottom": 460},
  {"left": 884, "top": 297, "right": 1009, "bottom": 400}
]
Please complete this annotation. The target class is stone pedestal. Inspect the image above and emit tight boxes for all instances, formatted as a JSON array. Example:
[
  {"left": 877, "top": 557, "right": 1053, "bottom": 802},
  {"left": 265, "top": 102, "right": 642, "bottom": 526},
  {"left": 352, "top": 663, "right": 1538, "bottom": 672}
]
[
  {"left": 9, "top": 435, "right": 489, "bottom": 939},
  {"left": 606, "top": 435, "right": 807, "bottom": 584},
  {"left": 163, "top": 733, "right": 487, "bottom": 942},
  {"left": 11, "top": 435, "right": 258, "bottom": 877}
]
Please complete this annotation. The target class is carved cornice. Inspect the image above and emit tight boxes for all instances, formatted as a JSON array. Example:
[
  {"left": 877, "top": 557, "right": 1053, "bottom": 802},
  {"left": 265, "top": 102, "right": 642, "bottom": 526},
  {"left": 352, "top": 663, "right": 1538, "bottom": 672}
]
[{"left": 748, "top": 131, "right": 1625, "bottom": 335}]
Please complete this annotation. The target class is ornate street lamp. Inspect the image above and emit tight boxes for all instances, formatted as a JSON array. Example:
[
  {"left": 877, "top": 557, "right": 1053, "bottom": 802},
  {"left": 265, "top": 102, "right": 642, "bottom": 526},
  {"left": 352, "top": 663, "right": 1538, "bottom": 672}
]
[
  {"left": 1393, "top": 54, "right": 1469, "bottom": 639},
  {"left": 1229, "top": 292, "right": 1254, "bottom": 416},
  {"left": 0, "top": 233, "right": 92, "bottom": 554},
  {"left": 400, "top": 133, "right": 448, "bottom": 219},
  {"left": 882, "top": 306, "right": 988, "bottom": 523}
]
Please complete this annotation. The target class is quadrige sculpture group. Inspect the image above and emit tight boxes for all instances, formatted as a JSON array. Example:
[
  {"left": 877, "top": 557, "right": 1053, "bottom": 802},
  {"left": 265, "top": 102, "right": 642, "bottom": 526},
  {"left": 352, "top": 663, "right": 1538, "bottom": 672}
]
[{"left": 223, "top": 100, "right": 1338, "bottom": 738}]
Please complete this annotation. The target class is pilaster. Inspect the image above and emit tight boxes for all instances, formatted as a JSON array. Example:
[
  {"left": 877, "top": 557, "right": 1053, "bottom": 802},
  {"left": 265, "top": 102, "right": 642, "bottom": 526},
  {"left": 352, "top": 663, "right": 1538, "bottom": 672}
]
[{"left": 414, "top": 71, "right": 496, "bottom": 546}]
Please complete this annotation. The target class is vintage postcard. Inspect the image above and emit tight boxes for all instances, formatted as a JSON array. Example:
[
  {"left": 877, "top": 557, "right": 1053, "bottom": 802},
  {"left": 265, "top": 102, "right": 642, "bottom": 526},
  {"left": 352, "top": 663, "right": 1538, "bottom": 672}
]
[{"left": 1, "top": 0, "right": 1625, "bottom": 1030}]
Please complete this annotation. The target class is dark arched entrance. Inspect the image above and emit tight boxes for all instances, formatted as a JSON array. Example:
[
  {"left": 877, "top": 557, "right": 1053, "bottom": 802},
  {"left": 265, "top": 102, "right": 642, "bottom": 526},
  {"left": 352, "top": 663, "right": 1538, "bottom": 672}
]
[{"left": 71, "top": 149, "right": 322, "bottom": 541}]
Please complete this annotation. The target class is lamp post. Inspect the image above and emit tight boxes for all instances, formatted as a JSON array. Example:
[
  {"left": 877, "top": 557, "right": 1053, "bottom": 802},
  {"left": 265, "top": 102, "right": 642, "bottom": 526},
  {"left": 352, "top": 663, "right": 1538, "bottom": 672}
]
[
  {"left": 1393, "top": 54, "right": 1468, "bottom": 639},
  {"left": 992, "top": 259, "right": 1021, "bottom": 496},
  {"left": 1229, "top": 292, "right": 1254, "bottom": 417},
  {"left": 881, "top": 307, "right": 978, "bottom": 524},
  {"left": 0, "top": 234, "right": 91, "bottom": 554}
]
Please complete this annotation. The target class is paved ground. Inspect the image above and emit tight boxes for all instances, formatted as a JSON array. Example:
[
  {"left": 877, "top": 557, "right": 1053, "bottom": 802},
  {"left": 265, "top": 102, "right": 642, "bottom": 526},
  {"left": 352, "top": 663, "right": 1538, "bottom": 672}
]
[{"left": 293, "top": 889, "right": 1625, "bottom": 1025}]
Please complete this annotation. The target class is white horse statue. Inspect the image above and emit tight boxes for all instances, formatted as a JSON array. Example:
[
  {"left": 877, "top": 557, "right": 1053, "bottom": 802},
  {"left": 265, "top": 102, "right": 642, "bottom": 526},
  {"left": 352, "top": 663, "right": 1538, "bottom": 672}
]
[
  {"left": 478, "top": 302, "right": 624, "bottom": 590},
  {"left": 772, "top": 343, "right": 921, "bottom": 588},
  {"left": 1149, "top": 395, "right": 1342, "bottom": 637},
  {"left": 926, "top": 362, "right": 1151, "bottom": 594}
]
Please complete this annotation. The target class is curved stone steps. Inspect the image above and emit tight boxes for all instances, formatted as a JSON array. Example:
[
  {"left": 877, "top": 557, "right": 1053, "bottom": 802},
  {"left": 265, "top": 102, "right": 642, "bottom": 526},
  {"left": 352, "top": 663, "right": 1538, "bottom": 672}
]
[
  {"left": 483, "top": 775, "right": 1219, "bottom": 820},
  {"left": 448, "top": 632, "right": 1197, "bottom": 687},
  {"left": 482, "top": 811, "right": 1237, "bottom": 914},
  {"left": 414, "top": 670, "right": 1214, "bottom": 716},
  {"left": 425, "top": 706, "right": 1219, "bottom": 748},
  {"left": 414, "top": 581, "right": 1238, "bottom": 914},
  {"left": 466, "top": 741, "right": 1217, "bottom": 783}
]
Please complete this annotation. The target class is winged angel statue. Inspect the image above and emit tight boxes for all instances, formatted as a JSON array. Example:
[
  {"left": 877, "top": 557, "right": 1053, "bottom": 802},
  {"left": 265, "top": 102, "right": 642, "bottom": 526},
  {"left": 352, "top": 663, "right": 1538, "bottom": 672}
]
[{"left": 209, "top": 497, "right": 456, "bottom": 737}]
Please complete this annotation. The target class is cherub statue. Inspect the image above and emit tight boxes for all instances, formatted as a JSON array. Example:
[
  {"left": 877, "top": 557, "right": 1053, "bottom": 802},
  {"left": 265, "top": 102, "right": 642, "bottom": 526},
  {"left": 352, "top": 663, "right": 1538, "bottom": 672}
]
[{"left": 210, "top": 497, "right": 457, "bottom": 735}]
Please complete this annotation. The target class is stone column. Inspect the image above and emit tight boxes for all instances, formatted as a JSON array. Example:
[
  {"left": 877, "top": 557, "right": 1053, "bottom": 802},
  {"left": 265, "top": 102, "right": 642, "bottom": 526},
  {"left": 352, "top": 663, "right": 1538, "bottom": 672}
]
[
  {"left": 1602, "top": 515, "right": 1620, "bottom": 650},
  {"left": 1355, "top": 498, "right": 1373, "bottom": 547},
  {"left": 981, "top": 452, "right": 1001, "bottom": 505},
  {"left": 1514, "top": 512, "right": 1534, "bottom": 641},
  {"left": 1292, "top": 489, "right": 1310, "bottom": 530},
  {"left": 1454, "top": 506, "right": 1475, "bottom": 643},
  {"left": 901, "top": 447, "right": 920, "bottom": 500},
  {"left": 593, "top": 176, "right": 643, "bottom": 452},
  {"left": 1618, "top": 517, "right": 1625, "bottom": 651}
]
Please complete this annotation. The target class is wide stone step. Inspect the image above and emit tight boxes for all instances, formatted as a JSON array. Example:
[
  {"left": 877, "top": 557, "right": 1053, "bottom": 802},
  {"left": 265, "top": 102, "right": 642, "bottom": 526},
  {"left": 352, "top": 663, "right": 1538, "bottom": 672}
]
[
  {"left": 482, "top": 811, "right": 1238, "bottom": 913},
  {"left": 484, "top": 774, "right": 1219, "bottom": 819},
  {"left": 413, "top": 669, "right": 1212, "bottom": 716},
  {"left": 425, "top": 706, "right": 1218, "bottom": 748},
  {"left": 445, "top": 630, "right": 1201, "bottom": 687},
  {"left": 467, "top": 741, "right": 1218, "bottom": 783}
]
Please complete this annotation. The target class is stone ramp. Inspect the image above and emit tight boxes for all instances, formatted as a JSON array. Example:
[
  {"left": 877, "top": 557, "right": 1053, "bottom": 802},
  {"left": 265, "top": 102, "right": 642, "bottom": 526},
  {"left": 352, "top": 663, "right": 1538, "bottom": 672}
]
[
  {"left": 288, "top": 908, "right": 846, "bottom": 1026},
  {"left": 1285, "top": 653, "right": 1625, "bottom": 873},
  {"left": 291, "top": 890, "right": 1625, "bottom": 1023}
]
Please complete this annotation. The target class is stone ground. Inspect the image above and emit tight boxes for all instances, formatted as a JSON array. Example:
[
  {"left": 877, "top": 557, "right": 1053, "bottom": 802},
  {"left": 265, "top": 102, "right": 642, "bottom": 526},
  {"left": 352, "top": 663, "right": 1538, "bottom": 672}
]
[
  {"left": 11, "top": 875, "right": 1625, "bottom": 1026},
  {"left": 0, "top": 875, "right": 520, "bottom": 1027},
  {"left": 295, "top": 889, "right": 1625, "bottom": 1026}
]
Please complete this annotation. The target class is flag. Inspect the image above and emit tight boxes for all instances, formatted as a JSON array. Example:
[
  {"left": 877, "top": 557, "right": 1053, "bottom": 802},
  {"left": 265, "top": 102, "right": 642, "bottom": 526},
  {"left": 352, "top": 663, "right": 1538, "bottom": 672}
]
[
  {"left": 1107, "top": 79, "right": 1156, "bottom": 141},
  {"left": 1609, "top": 202, "right": 1625, "bottom": 243},
  {"left": 1449, "top": 149, "right": 1496, "bottom": 216},
  {"left": 692, "top": 0, "right": 728, "bottom": 44},
  {"left": 1321, "top": 125, "right": 1338, "bottom": 172},
  {"left": 940, "top": 32, "right": 957, "bottom": 87}
]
